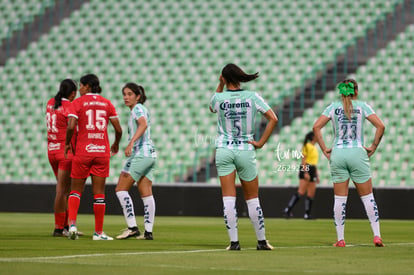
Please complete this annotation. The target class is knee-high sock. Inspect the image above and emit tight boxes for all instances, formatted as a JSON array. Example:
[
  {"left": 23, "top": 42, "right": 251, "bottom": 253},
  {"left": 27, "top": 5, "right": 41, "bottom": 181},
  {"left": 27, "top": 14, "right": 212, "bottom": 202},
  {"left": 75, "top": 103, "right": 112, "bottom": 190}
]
[
  {"left": 246, "top": 197, "right": 266, "bottom": 241},
  {"left": 54, "top": 212, "right": 66, "bottom": 229},
  {"left": 142, "top": 195, "right": 155, "bottom": 232},
  {"left": 68, "top": 191, "right": 81, "bottom": 226},
  {"left": 286, "top": 193, "right": 301, "bottom": 211},
  {"left": 334, "top": 195, "right": 347, "bottom": 241},
  {"left": 116, "top": 191, "right": 137, "bottom": 229},
  {"left": 223, "top": 196, "right": 238, "bottom": 242},
  {"left": 93, "top": 194, "right": 106, "bottom": 234},
  {"left": 64, "top": 209, "right": 69, "bottom": 228},
  {"left": 361, "top": 193, "right": 381, "bottom": 237},
  {"left": 305, "top": 196, "right": 313, "bottom": 215}
]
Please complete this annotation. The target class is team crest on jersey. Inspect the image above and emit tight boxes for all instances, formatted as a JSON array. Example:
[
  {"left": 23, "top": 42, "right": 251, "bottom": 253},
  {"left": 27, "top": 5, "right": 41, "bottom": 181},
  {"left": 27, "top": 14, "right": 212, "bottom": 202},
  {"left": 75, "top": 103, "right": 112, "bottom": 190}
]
[{"left": 86, "top": 144, "right": 106, "bottom": 153}]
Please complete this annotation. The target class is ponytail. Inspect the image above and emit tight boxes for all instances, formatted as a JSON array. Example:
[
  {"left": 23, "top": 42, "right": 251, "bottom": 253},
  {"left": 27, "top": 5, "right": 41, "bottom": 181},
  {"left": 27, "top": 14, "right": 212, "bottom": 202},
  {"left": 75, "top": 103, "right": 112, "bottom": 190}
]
[
  {"left": 137, "top": 85, "right": 147, "bottom": 104},
  {"left": 53, "top": 91, "right": 64, "bottom": 109},
  {"left": 53, "top": 79, "right": 77, "bottom": 109},
  {"left": 221, "top": 63, "right": 259, "bottom": 87},
  {"left": 341, "top": 95, "right": 353, "bottom": 120},
  {"left": 337, "top": 79, "right": 358, "bottom": 120}
]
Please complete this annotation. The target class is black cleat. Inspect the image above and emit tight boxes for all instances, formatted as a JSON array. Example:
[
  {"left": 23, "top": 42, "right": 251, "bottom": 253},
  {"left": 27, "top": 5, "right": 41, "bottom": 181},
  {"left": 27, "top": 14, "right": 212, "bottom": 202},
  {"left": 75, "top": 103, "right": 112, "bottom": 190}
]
[
  {"left": 283, "top": 208, "right": 293, "bottom": 218},
  {"left": 137, "top": 230, "right": 153, "bottom": 240},
  {"left": 257, "top": 240, "right": 274, "bottom": 250},
  {"left": 304, "top": 213, "right": 313, "bottom": 220},
  {"left": 52, "top": 228, "right": 64, "bottom": 237},
  {"left": 226, "top": 241, "right": 241, "bottom": 250}
]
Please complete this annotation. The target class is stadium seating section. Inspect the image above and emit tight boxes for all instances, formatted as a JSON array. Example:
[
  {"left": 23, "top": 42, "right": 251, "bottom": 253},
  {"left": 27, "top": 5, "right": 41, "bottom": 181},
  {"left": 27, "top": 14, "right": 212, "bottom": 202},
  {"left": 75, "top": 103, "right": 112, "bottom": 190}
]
[
  {"left": 249, "top": 23, "right": 414, "bottom": 188},
  {"left": 0, "top": 0, "right": 56, "bottom": 43},
  {"left": 0, "top": 0, "right": 411, "bottom": 187}
]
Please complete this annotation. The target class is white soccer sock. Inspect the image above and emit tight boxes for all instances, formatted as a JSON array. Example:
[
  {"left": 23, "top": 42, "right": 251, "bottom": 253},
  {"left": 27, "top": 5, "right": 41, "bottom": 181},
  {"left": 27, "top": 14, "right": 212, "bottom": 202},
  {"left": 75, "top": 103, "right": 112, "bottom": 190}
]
[
  {"left": 142, "top": 195, "right": 155, "bottom": 233},
  {"left": 116, "top": 191, "right": 137, "bottom": 229},
  {"left": 334, "top": 195, "right": 348, "bottom": 241},
  {"left": 222, "top": 196, "right": 238, "bottom": 242},
  {"left": 360, "top": 193, "right": 381, "bottom": 237},
  {"left": 246, "top": 197, "right": 266, "bottom": 241}
]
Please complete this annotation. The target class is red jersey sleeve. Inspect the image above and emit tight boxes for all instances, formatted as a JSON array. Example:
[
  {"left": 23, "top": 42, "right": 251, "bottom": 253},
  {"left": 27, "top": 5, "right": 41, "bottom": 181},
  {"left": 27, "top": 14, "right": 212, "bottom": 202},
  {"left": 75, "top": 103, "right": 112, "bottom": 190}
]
[
  {"left": 107, "top": 99, "right": 118, "bottom": 119},
  {"left": 68, "top": 99, "right": 80, "bottom": 120}
]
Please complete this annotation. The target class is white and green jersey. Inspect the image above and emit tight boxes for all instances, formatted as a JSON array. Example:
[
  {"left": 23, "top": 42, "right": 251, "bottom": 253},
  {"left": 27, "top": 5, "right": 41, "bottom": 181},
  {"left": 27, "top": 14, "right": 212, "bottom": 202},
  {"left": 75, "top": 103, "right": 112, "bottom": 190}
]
[
  {"left": 322, "top": 100, "right": 375, "bottom": 149},
  {"left": 128, "top": 103, "right": 156, "bottom": 157},
  {"left": 210, "top": 89, "right": 271, "bottom": 150}
]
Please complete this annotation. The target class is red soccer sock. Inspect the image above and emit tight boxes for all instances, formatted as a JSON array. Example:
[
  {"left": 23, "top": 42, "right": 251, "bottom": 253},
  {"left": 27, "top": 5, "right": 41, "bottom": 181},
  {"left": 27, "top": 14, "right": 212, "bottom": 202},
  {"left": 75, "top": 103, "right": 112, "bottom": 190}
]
[
  {"left": 64, "top": 209, "right": 69, "bottom": 228},
  {"left": 93, "top": 194, "right": 106, "bottom": 234},
  {"left": 68, "top": 191, "right": 82, "bottom": 226},
  {"left": 54, "top": 212, "right": 66, "bottom": 229}
]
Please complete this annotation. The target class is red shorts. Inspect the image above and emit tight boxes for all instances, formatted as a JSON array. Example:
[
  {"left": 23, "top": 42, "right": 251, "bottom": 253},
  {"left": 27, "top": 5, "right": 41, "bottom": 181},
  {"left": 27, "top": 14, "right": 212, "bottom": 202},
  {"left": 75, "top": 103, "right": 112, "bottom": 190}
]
[
  {"left": 48, "top": 152, "right": 73, "bottom": 178},
  {"left": 71, "top": 155, "right": 110, "bottom": 178}
]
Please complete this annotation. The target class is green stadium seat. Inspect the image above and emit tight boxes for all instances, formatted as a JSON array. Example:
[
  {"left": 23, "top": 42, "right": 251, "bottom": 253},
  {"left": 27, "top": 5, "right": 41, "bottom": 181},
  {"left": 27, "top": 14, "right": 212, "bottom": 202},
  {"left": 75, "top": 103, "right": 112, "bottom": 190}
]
[{"left": 0, "top": 0, "right": 410, "bottom": 185}]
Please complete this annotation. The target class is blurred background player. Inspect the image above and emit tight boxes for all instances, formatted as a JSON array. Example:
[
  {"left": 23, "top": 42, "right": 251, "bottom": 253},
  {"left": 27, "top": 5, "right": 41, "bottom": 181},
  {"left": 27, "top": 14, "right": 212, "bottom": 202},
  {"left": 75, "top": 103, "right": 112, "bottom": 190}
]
[
  {"left": 46, "top": 79, "right": 77, "bottom": 236},
  {"left": 115, "top": 83, "right": 157, "bottom": 240},
  {"left": 64, "top": 74, "right": 122, "bottom": 241},
  {"left": 209, "top": 63, "right": 278, "bottom": 250},
  {"left": 283, "top": 131, "right": 319, "bottom": 219},
  {"left": 313, "top": 79, "right": 385, "bottom": 247}
]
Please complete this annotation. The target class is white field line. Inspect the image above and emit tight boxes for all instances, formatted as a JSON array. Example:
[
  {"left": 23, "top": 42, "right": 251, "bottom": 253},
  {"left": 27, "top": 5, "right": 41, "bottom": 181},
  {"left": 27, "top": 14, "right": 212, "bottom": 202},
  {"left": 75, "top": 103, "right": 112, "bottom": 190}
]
[{"left": 0, "top": 242, "right": 413, "bottom": 263}]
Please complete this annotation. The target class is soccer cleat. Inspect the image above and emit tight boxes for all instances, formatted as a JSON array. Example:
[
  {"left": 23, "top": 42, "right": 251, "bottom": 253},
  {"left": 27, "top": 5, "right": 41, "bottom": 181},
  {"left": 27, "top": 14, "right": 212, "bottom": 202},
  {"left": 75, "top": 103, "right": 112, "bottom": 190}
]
[
  {"left": 68, "top": 225, "right": 78, "bottom": 240},
  {"left": 333, "top": 239, "right": 346, "bottom": 247},
  {"left": 283, "top": 208, "right": 293, "bottom": 218},
  {"left": 304, "top": 213, "right": 313, "bottom": 220},
  {"left": 116, "top": 228, "right": 140, "bottom": 240},
  {"left": 226, "top": 241, "right": 241, "bottom": 251},
  {"left": 63, "top": 226, "right": 84, "bottom": 237},
  {"left": 137, "top": 230, "right": 153, "bottom": 240},
  {"left": 52, "top": 228, "right": 64, "bottom": 237},
  {"left": 93, "top": 232, "right": 114, "bottom": 241},
  {"left": 373, "top": 236, "right": 385, "bottom": 247},
  {"left": 257, "top": 240, "right": 274, "bottom": 250},
  {"left": 62, "top": 228, "right": 70, "bottom": 237}
]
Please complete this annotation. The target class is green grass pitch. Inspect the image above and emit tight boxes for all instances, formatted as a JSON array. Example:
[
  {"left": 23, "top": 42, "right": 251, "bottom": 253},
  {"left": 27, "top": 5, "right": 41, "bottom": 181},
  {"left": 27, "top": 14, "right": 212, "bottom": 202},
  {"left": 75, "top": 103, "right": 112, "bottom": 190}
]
[{"left": 0, "top": 213, "right": 413, "bottom": 274}]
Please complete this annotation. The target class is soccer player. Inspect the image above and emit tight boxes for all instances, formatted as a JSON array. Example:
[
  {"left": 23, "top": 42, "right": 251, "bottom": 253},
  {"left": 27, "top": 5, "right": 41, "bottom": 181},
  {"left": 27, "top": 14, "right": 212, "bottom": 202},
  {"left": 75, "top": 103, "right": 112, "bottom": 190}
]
[
  {"left": 46, "top": 79, "right": 77, "bottom": 236},
  {"left": 64, "top": 74, "right": 122, "bottom": 241},
  {"left": 313, "top": 79, "right": 385, "bottom": 247},
  {"left": 283, "top": 131, "right": 319, "bottom": 219},
  {"left": 115, "top": 83, "right": 156, "bottom": 240},
  {"left": 209, "top": 63, "right": 278, "bottom": 250}
]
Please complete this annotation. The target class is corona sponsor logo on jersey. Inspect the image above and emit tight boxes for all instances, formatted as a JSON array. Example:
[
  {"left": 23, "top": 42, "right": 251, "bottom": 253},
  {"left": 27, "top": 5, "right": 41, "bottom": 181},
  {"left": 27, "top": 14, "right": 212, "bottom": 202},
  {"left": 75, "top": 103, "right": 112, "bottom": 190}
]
[
  {"left": 48, "top": 142, "right": 61, "bottom": 151},
  {"left": 85, "top": 144, "right": 106, "bottom": 153},
  {"left": 219, "top": 101, "right": 250, "bottom": 111}
]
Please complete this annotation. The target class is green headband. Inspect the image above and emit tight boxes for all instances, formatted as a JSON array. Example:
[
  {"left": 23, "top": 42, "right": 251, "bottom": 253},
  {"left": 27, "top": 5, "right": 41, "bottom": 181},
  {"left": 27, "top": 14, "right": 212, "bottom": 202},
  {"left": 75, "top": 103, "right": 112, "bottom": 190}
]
[{"left": 338, "top": 82, "right": 355, "bottom": 96}]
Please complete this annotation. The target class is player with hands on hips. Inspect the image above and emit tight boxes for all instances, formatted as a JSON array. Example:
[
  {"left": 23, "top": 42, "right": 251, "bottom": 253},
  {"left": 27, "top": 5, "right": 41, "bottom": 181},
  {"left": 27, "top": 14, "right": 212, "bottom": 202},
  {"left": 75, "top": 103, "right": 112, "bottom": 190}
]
[
  {"left": 210, "top": 63, "right": 278, "bottom": 250},
  {"left": 313, "top": 79, "right": 385, "bottom": 247}
]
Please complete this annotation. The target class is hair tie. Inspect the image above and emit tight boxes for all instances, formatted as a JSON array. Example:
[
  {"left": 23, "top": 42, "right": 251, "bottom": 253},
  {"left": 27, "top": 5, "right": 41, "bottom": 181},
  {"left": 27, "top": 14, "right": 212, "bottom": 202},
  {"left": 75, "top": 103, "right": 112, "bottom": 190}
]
[{"left": 338, "top": 82, "right": 355, "bottom": 96}]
